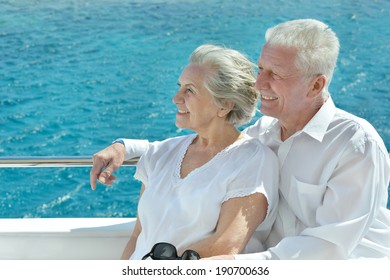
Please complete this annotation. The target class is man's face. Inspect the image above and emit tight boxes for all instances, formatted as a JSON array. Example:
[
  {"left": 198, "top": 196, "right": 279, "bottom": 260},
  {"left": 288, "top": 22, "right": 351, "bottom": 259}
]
[{"left": 255, "top": 43, "right": 313, "bottom": 123}]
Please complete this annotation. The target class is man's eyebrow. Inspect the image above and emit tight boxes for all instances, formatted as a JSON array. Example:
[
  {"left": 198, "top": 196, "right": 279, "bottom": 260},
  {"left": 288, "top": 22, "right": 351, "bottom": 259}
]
[{"left": 258, "top": 63, "right": 289, "bottom": 73}]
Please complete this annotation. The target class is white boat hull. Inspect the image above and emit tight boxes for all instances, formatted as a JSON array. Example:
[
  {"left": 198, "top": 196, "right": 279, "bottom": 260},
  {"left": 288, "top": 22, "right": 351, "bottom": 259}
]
[{"left": 0, "top": 218, "right": 135, "bottom": 260}]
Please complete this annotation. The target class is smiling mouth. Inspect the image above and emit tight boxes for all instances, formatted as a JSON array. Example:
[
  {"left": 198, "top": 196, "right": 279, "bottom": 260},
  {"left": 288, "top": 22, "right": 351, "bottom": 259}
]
[
  {"left": 178, "top": 110, "right": 189, "bottom": 114},
  {"left": 261, "top": 95, "right": 278, "bottom": 101}
]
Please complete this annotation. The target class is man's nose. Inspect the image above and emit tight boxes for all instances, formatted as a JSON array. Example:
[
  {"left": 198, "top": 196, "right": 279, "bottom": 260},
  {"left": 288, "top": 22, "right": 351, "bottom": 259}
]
[{"left": 255, "top": 71, "right": 270, "bottom": 91}]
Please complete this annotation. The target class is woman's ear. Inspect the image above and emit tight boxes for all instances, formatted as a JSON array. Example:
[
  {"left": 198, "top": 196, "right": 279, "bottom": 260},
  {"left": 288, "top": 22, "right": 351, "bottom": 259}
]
[
  {"left": 308, "top": 74, "right": 326, "bottom": 98},
  {"left": 217, "top": 100, "right": 234, "bottom": 118}
]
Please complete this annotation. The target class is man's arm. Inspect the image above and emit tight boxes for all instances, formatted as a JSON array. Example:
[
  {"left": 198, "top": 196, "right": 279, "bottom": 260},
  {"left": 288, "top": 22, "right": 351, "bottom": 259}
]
[
  {"left": 89, "top": 139, "right": 151, "bottom": 190},
  {"left": 122, "top": 139, "right": 150, "bottom": 160}
]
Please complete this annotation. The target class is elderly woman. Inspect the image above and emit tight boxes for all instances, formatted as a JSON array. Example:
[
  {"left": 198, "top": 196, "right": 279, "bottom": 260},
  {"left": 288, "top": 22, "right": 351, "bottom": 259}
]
[{"left": 121, "top": 44, "right": 279, "bottom": 259}]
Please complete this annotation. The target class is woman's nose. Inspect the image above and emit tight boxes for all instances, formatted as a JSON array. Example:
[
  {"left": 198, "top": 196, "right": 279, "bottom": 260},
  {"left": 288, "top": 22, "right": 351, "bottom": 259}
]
[{"left": 172, "top": 90, "right": 183, "bottom": 104}]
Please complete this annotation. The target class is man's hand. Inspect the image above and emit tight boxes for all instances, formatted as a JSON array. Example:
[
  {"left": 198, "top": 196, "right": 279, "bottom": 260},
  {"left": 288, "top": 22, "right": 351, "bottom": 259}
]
[
  {"left": 90, "top": 143, "right": 126, "bottom": 190},
  {"left": 201, "top": 255, "right": 235, "bottom": 260}
]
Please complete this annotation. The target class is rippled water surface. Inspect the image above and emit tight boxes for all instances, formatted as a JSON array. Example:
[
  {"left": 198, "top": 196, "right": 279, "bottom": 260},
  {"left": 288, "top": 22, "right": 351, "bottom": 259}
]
[{"left": 1, "top": 0, "right": 389, "bottom": 217}]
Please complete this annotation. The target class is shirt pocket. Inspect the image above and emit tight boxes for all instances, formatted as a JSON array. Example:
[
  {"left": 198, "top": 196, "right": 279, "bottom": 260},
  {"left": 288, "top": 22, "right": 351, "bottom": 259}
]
[{"left": 289, "top": 176, "right": 327, "bottom": 226}]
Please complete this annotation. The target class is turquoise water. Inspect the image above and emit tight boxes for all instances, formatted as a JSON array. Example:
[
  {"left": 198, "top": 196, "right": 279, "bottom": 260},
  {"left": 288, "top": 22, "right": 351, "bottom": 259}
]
[{"left": 1, "top": 0, "right": 389, "bottom": 217}]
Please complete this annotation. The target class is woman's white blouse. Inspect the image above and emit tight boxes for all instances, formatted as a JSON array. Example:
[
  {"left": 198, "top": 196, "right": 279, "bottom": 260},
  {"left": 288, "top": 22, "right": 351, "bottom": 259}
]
[{"left": 130, "top": 134, "right": 279, "bottom": 260}]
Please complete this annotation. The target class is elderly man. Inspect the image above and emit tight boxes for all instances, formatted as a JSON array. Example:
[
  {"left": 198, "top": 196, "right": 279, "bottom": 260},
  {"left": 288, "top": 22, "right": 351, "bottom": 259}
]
[{"left": 90, "top": 19, "right": 390, "bottom": 259}]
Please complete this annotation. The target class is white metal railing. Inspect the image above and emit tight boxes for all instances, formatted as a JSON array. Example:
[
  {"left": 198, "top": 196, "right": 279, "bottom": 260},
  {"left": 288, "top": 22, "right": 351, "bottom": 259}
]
[{"left": 0, "top": 156, "right": 138, "bottom": 168}]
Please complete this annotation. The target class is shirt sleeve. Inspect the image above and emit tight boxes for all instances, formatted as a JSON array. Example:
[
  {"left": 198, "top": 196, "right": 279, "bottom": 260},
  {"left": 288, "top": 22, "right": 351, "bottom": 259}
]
[
  {"left": 133, "top": 152, "right": 147, "bottom": 186},
  {"left": 234, "top": 250, "right": 276, "bottom": 260},
  {"left": 122, "top": 139, "right": 151, "bottom": 160},
  {"left": 223, "top": 141, "right": 279, "bottom": 225},
  {"left": 132, "top": 138, "right": 172, "bottom": 188}
]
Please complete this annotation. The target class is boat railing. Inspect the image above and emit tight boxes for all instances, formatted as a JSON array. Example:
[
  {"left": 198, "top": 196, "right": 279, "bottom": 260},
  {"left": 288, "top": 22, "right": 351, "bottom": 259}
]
[
  {"left": 0, "top": 156, "right": 139, "bottom": 168},
  {"left": 0, "top": 155, "right": 139, "bottom": 260}
]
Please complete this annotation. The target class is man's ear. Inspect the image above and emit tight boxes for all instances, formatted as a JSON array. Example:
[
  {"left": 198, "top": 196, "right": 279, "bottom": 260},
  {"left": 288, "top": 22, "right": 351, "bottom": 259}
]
[{"left": 308, "top": 74, "right": 326, "bottom": 98}]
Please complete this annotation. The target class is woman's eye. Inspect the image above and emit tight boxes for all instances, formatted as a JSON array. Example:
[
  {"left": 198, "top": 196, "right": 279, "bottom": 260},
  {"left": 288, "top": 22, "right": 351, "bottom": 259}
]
[{"left": 186, "top": 88, "right": 194, "bottom": 94}]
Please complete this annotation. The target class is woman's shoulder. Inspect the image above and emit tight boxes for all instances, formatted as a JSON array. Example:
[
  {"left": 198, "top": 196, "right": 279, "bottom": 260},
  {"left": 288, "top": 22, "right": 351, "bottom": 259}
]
[
  {"left": 139, "top": 134, "right": 196, "bottom": 171},
  {"left": 146, "top": 134, "right": 195, "bottom": 157},
  {"left": 230, "top": 134, "right": 278, "bottom": 165},
  {"left": 150, "top": 134, "right": 194, "bottom": 148}
]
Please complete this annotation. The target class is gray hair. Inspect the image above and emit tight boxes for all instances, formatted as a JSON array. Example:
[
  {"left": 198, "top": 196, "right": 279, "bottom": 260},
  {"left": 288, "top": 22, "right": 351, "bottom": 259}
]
[
  {"left": 189, "top": 44, "right": 259, "bottom": 126},
  {"left": 265, "top": 19, "right": 340, "bottom": 98}
]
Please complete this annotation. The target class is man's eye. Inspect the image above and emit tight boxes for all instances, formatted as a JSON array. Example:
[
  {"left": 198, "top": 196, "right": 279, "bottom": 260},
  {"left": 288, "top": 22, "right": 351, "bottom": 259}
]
[
  {"left": 186, "top": 88, "right": 194, "bottom": 93},
  {"left": 271, "top": 72, "right": 282, "bottom": 80}
]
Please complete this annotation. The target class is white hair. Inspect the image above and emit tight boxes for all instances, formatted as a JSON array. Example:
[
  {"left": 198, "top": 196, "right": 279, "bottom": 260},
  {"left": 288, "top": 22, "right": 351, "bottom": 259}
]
[
  {"left": 189, "top": 44, "right": 259, "bottom": 126},
  {"left": 265, "top": 19, "right": 340, "bottom": 98}
]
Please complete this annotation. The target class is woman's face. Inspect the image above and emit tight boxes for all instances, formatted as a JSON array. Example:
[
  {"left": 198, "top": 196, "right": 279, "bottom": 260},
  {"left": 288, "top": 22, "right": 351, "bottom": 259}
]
[{"left": 173, "top": 64, "right": 221, "bottom": 132}]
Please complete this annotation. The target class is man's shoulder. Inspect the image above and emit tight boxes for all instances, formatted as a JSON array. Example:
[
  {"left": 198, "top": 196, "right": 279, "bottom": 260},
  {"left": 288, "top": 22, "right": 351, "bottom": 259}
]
[
  {"left": 331, "top": 108, "right": 388, "bottom": 153},
  {"left": 333, "top": 108, "right": 381, "bottom": 139},
  {"left": 244, "top": 116, "right": 276, "bottom": 136}
]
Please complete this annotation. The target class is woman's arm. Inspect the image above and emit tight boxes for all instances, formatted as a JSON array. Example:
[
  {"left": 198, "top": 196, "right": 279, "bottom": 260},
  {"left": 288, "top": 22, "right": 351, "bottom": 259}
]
[
  {"left": 186, "top": 192, "right": 268, "bottom": 258},
  {"left": 120, "top": 184, "right": 145, "bottom": 260}
]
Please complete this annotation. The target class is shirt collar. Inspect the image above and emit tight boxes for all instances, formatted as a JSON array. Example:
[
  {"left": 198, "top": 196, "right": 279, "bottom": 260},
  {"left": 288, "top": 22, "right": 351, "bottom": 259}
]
[
  {"left": 301, "top": 96, "right": 336, "bottom": 142},
  {"left": 260, "top": 97, "right": 336, "bottom": 142}
]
